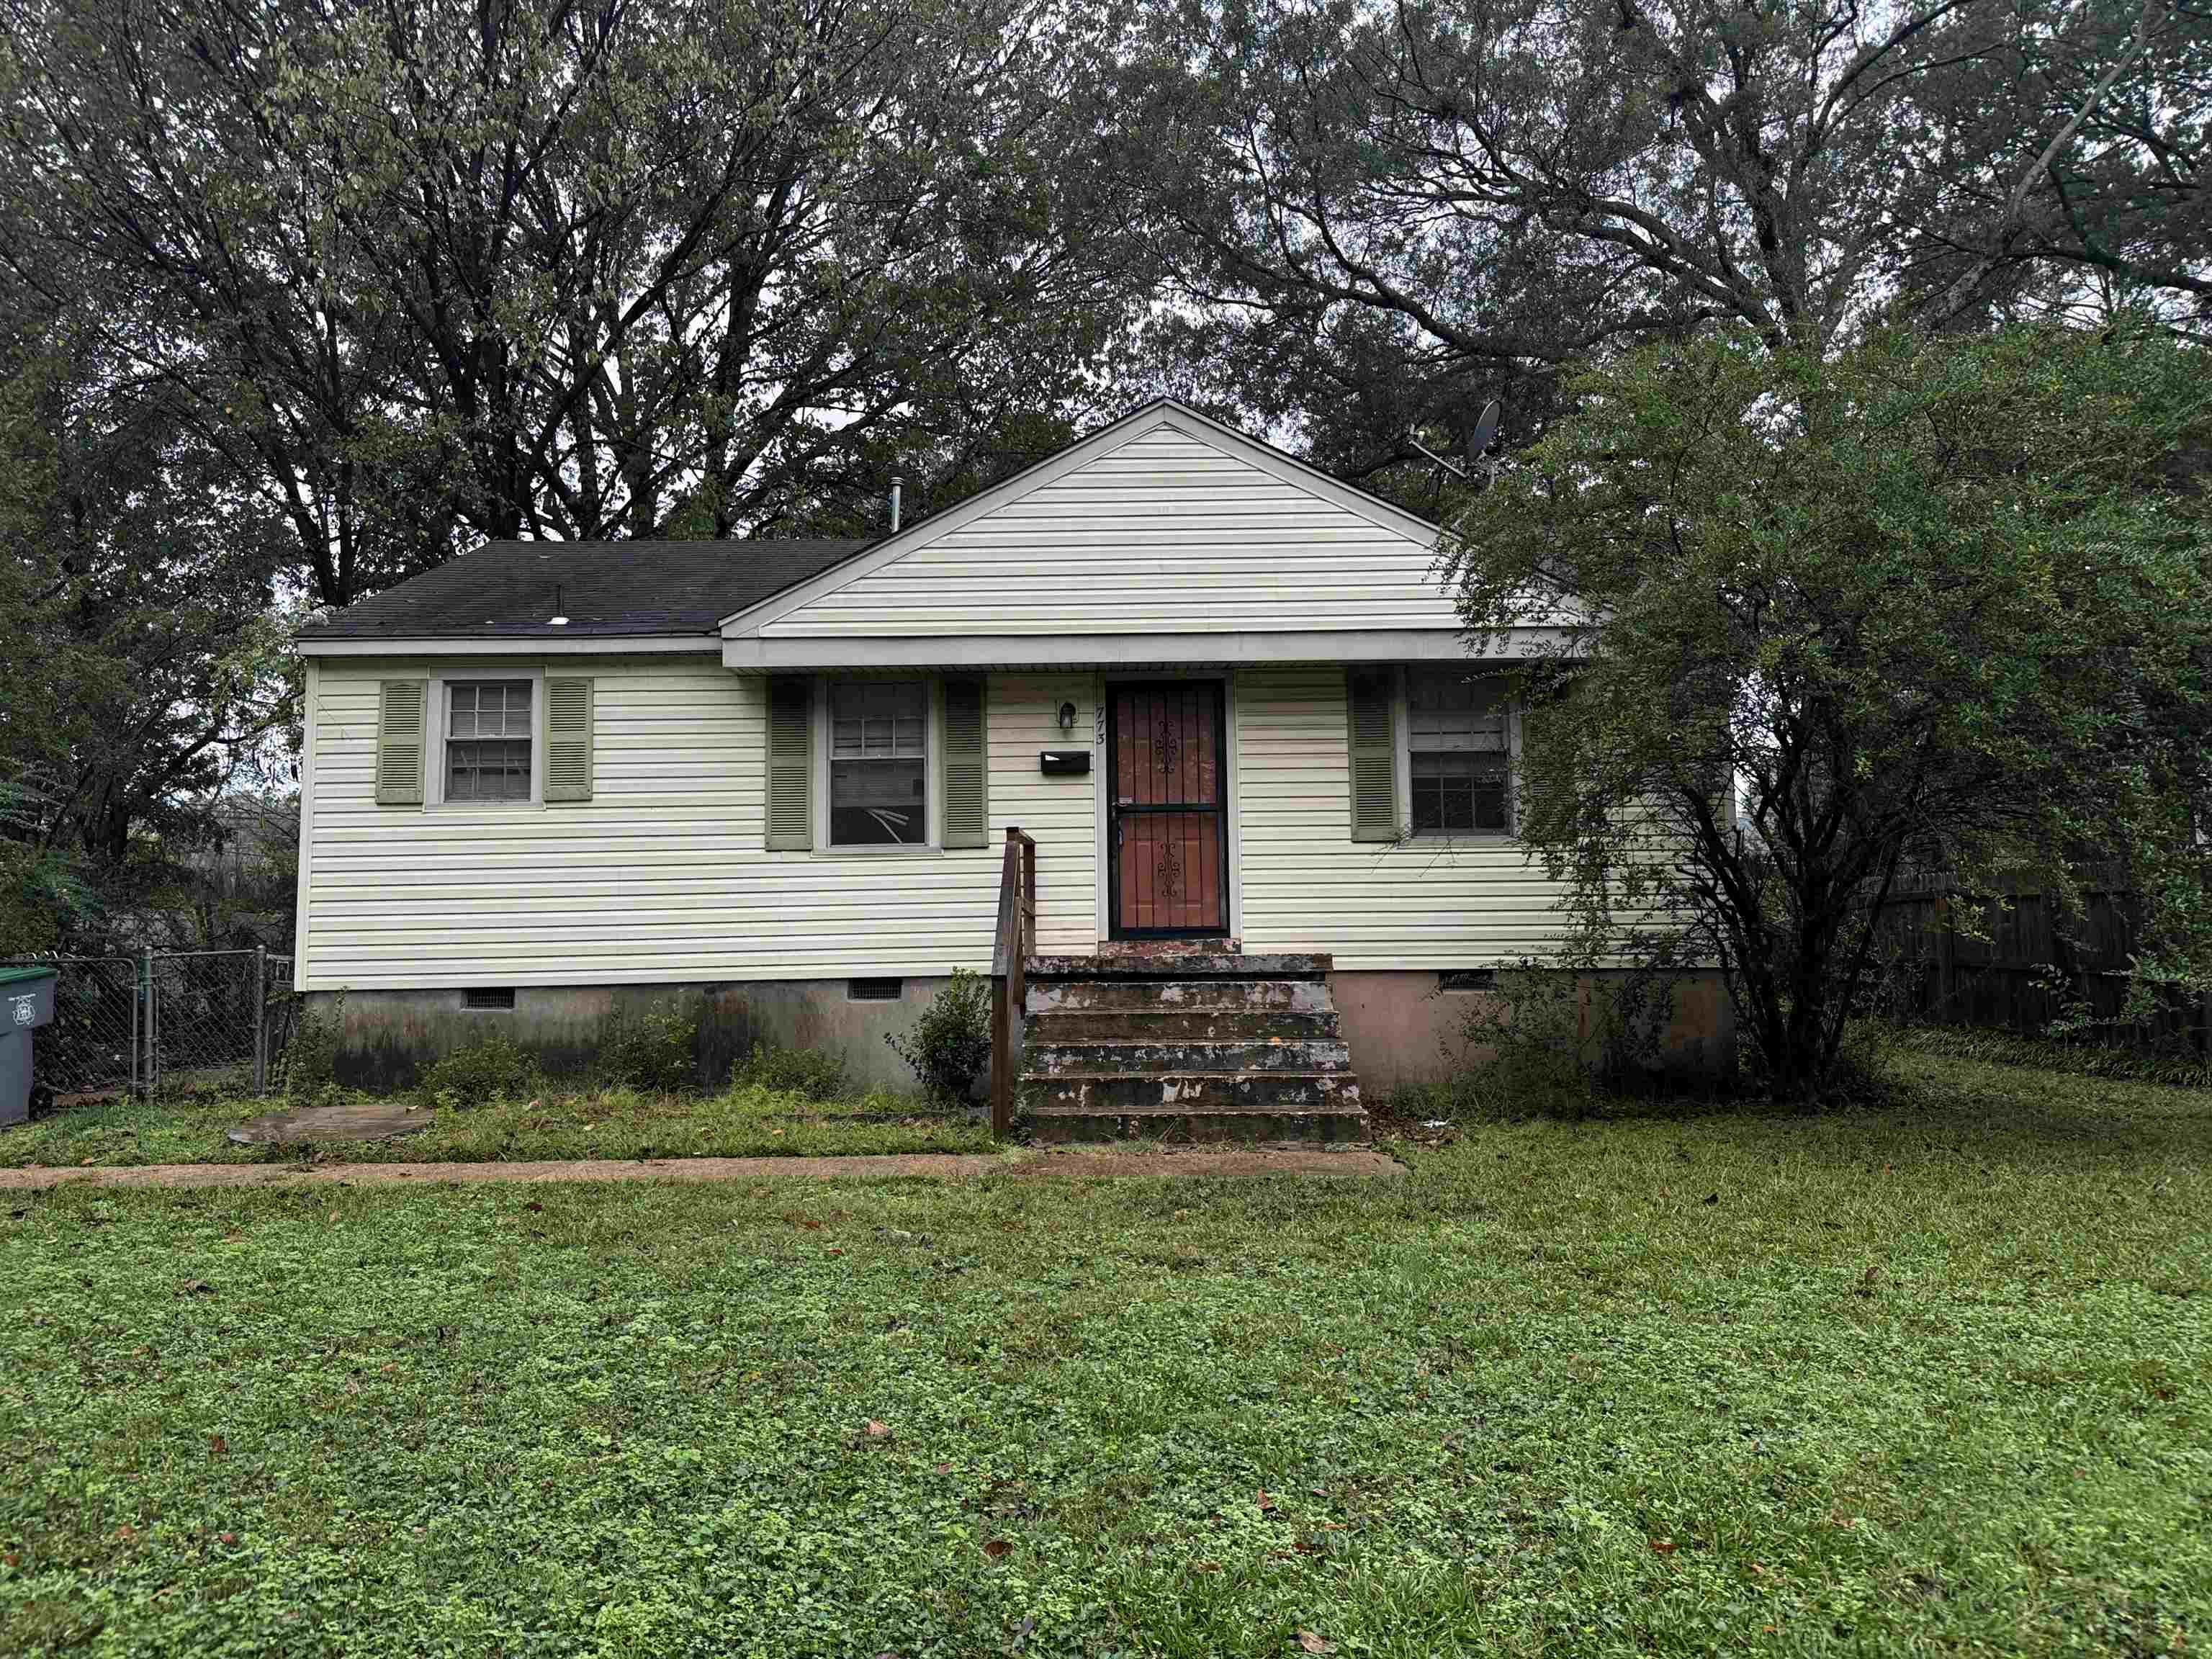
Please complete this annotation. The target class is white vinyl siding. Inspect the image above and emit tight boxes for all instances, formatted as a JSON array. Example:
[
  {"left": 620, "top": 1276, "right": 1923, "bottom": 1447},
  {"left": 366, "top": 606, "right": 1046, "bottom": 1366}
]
[
  {"left": 1236, "top": 666, "right": 1570, "bottom": 968},
  {"left": 299, "top": 661, "right": 1097, "bottom": 989},
  {"left": 760, "top": 424, "right": 1459, "bottom": 638}
]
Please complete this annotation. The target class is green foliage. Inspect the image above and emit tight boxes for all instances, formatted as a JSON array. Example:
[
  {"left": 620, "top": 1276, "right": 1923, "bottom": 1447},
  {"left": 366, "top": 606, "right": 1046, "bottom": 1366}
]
[
  {"left": 595, "top": 1002, "right": 700, "bottom": 1094},
  {"left": 279, "top": 992, "right": 343, "bottom": 1105},
  {"left": 0, "top": 1079, "right": 989, "bottom": 1171},
  {"left": 884, "top": 968, "right": 993, "bottom": 1106},
  {"left": 1447, "top": 323, "right": 2212, "bottom": 1094},
  {"left": 416, "top": 1033, "right": 542, "bottom": 1110},
  {"left": 1, "top": 1052, "right": 2208, "bottom": 1653},
  {"left": 1120, "top": 0, "right": 2211, "bottom": 505},
  {"left": 0, "top": 0, "right": 1148, "bottom": 600},
  {"left": 733, "top": 1042, "right": 849, "bottom": 1102}
]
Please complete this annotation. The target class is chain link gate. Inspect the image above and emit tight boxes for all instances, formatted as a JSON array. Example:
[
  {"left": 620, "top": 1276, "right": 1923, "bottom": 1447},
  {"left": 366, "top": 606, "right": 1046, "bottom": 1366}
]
[{"left": 0, "top": 948, "right": 298, "bottom": 1100}]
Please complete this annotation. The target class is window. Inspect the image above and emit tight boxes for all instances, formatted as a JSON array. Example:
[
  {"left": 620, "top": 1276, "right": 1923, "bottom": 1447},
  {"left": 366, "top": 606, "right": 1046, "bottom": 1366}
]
[
  {"left": 1407, "top": 670, "right": 1511, "bottom": 835},
  {"left": 446, "top": 680, "right": 533, "bottom": 802},
  {"left": 830, "top": 680, "right": 926, "bottom": 845}
]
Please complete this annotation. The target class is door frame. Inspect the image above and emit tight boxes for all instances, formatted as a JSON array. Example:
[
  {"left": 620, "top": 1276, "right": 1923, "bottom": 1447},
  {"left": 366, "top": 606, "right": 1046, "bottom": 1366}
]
[{"left": 1098, "top": 673, "right": 1238, "bottom": 941}]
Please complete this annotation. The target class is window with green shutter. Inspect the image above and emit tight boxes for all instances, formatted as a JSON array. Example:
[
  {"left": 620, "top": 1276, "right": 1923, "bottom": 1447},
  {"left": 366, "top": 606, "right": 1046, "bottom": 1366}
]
[
  {"left": 765, "top": 677, "right": 813, "bottom": 850},
  {"left": 544, "top": 676, "right": 594, "bottom": 802},
  {"left": 940, "top": 678, "right": 987, "bottom": 848},
  {"left": 374, "top": 679, "right": 427, "bottom": 806},
  {"left": 1345, "top": 669, "right": 1398, "bottom": 841}
]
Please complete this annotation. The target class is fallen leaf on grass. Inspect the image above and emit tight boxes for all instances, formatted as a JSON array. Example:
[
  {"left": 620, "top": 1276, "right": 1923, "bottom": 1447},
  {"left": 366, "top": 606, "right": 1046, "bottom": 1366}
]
[
  {"left": 179, "top": 1280, "right": 215, "bottom": 1298},
  {"left": 1650, "top": 1537, "right": 1677, "bottom": 1555},
  {"left": 1295, "top": 1632, "right": 1336, "bottom": 1654},
  {"left": 863, "top": 1419, "right": 891, "bottom": 1439},
  {"left": 934, "top": 1462, "right": 953, "bottom": 1474},
  {"left": 982, "top": 1538, "right": 1010, "bottom": 1559},
  {"left": 1255, "top": 1489, "right": 1277, "bottom": 1513},
  {"left": 207, "top": 1434, "right": 227, "bottom": 1456},
  {"left": 218, "top": 1532, "right": 235, "bottom": 1547}
]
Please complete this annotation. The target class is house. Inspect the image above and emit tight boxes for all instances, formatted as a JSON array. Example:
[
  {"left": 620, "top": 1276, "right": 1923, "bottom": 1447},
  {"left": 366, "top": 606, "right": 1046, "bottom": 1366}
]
[{"left": 292, "top": 399, "right": 1730, "bottom": 1135}]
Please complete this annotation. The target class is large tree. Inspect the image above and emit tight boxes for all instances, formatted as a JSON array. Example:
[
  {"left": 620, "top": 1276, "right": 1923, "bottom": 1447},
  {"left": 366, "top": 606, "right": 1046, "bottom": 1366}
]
[
  {"left": 0, "top": 0, "right": 1149, "bottom": 605},
  {"left": 1445, "top": 324, "right": 2212, "bottom": 1091},
  {"left": 1116, "top": 0, "right": 2211, "bottom": 496},
  {"left": 0, "top": 299, "right": 299, "bottom": 953}
]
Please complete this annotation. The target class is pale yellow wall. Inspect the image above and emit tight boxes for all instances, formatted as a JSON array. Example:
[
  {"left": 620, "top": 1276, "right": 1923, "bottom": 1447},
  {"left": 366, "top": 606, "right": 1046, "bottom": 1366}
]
[
  {"left": 300, "top": 657, "right": 1580, "bottom": 991},
  {"left": 1234, "top": 666, "right": 1571, "bottom": 968},
  {"left": 760, "top": 423, "right": 1458, "bottom": 638},
  {"left": 299, "top": 660, "right": 1095, "bottom": 990}
]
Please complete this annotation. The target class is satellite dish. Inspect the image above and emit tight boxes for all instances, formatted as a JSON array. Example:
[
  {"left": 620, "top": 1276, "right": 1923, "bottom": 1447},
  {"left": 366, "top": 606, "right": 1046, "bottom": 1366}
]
[{"left": 1469, "top": 398, "right": 1501, "bottom": 460}]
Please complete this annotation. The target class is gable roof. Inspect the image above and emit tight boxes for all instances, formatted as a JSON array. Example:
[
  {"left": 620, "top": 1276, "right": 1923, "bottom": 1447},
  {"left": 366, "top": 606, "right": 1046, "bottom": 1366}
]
[
  {"left": 717, "top": 398, "right": 1444, "bottom": 637},
  {"left": 300, "top": 538, "right": 868, "bottom": 644}
]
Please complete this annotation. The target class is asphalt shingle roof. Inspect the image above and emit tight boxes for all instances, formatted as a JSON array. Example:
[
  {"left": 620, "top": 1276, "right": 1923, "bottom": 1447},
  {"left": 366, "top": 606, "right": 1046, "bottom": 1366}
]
[{"left": 302, "top": 539, "right": 871, "bottom": 639}]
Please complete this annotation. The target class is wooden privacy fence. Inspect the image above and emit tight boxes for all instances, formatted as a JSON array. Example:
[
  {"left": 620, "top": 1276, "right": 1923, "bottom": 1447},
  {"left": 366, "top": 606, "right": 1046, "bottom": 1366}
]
[{"left": 1870, "top": 871, "right": 2211, "bottom": 1053}]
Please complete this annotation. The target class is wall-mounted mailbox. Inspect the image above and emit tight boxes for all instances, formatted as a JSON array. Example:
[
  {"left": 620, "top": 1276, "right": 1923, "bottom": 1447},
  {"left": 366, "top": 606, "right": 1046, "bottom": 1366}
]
[{"left": 1039, "top": 749, "right": 1092, "bottom": 776}]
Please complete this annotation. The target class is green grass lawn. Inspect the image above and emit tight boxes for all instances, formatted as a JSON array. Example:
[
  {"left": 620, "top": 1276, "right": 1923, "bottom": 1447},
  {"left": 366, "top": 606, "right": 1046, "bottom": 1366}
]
[
  {"left": 2, "top": 1049, "right": 2208, "bottom": 1656},
  {"left": 0, "top": 1083, "right": 997, "bottom": 1169}
]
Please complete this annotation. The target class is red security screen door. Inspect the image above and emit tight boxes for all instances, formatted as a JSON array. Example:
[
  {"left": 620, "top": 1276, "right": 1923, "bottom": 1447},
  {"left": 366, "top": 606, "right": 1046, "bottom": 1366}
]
[{"left": 1108, "top": 681, "right": 1229, "bottom": 938}]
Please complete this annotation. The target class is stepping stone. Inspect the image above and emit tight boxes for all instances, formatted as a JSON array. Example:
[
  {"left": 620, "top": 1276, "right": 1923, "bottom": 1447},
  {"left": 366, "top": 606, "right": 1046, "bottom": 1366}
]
[{"left": 226, "top": 1100, "right": 429, "bottom": 1146}]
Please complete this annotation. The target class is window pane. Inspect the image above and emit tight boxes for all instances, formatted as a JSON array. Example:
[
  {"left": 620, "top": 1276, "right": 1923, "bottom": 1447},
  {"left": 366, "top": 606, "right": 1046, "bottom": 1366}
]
[
  {"left": 831, "top": 758, "right": 925, "bottom": 845},
  {"left": 448, "top": 739, "right": 531, "bottom": 802},
  {"left": 450, "top": 680, "right": 531, "bottom": 740},
  {"left": 830, "top": 681, "right": 925, "bottom": 757},
  {"left": 1410, "top": 752, "right": 1509, "bottom": 835},
  {"left": 1407, "top": 670, "right": 1507, "bottom": 752}
]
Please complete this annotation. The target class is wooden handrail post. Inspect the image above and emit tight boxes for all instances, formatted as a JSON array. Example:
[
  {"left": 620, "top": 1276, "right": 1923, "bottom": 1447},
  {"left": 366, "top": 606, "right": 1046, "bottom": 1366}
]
[{"left": 989, "top": 825, "right": 1035, "bottom": 1141}]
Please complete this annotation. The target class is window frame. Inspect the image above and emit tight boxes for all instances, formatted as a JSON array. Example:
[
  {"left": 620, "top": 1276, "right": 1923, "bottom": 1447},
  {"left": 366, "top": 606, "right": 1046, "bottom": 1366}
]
[
  {"left": 426, "top": 669, "right": 546, "bottom": 809},
  {"left": 813, "top": 674, "right": 943, "bottom": 855},
  {"left": 1395, "top": 665, "right": 1520, "bottom": 842}
]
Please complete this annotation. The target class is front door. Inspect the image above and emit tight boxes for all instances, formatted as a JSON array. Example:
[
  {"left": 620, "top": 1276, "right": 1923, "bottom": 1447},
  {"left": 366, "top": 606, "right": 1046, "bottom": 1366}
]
[{"left": 1107, "top": 680, "right": 1229, "bottom": 938}]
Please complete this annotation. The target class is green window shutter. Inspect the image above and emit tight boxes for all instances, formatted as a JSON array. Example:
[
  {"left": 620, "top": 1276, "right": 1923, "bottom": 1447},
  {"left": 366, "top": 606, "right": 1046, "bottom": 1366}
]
[
  {"left": 1346, "top": 669, "right": 1397, "bottom": 842},
  {"left": 940, "top": 677, "right": 988, "bottom": 849},
  {"left": 374, "top": 679, "right": 426, "bottom": 806},
  {"left": 544, "top": 676, "right": 594, "bottom": 802},
  {"left": 765, "top": 676, "right": 812, "bottom": 850}
]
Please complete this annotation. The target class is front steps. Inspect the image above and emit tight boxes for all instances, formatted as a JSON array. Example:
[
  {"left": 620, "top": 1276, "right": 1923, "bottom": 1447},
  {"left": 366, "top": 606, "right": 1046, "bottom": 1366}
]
[{"left": 1018, "top": 952, "right": 1367, "bottom": 1146}]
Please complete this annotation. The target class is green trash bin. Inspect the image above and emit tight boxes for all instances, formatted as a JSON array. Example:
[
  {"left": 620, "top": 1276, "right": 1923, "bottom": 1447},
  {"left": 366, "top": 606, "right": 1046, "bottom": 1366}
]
[{"left": 1, "top": 965, "right": 58, "bottom": 1128}]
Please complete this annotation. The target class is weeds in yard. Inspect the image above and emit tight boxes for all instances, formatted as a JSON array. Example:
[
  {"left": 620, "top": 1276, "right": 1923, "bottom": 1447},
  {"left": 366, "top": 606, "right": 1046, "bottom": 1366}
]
[
  {"left": 0, "top": 1051, "right": 2206, "bottom": 1655},
  {"left": 0, "top": 1076, "right": 987, "bottom": 1169}
]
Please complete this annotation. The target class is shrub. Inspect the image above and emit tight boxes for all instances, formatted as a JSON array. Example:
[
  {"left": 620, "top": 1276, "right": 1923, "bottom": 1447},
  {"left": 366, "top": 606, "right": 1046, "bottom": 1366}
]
[
  {"left": 885, "top": 968, "right": 992, "bottom": 1106},
  {"left": 418, "top": 1031, "right": 541, "bottom": 1108},
  {"left": 734, "top": 1042, "right": 848, "bottom": 1102},
  {"left": 281, "top": 991, "right": 343, "bottom": 1103},
  {"left": 1433, "top": 963, "right": 1678, "bottom": 1122},
  {"left": 597, "top": 1002, "right": 699, "bottom": 1093}
]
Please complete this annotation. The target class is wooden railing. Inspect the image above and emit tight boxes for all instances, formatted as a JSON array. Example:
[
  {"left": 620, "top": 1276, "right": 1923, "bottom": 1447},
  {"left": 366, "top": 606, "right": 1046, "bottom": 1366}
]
[{"left": 988, "top": 827, "right": 1038, "bottom": 1138}]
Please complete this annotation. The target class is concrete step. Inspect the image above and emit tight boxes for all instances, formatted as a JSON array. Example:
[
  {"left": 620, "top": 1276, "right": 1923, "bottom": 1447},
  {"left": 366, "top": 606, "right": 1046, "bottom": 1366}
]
[
  {"left": 1022, "top": 1009, "right": 1343, "bottom": 1043},
  {"left": 1026, "top": 1107, "right": 1371, "bottom": 1147},
  {"left": 1021, "top": 1070, "right": 1362, "bottom": 1115},
  {"left": 1023, "top": 1038, "right": 1352, "bottom": 1076},
  {"left": 1025, "top": 952, "right": 1331, "bottom": 980},
  {"left": 1027, "top": 977, "right": 1335, "bottom": 1015}
]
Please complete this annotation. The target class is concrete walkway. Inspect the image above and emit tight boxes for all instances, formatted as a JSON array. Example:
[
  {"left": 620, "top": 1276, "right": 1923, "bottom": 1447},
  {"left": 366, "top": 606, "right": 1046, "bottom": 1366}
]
[{"left": 0, "top": 1146, "right": 1404, "bottom": 1192}]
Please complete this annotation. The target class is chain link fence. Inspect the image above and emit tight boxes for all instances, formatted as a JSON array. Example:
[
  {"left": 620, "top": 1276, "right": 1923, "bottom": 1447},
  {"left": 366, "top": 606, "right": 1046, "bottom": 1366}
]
[{"left": 0, "top": 948, "right": 299, "bottom": 1100}]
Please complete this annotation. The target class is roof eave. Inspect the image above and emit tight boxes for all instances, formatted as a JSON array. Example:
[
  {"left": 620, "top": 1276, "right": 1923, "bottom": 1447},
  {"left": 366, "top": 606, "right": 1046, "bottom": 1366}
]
[{"left": 294, "top": 632, "right": 722, "bottom": 657}]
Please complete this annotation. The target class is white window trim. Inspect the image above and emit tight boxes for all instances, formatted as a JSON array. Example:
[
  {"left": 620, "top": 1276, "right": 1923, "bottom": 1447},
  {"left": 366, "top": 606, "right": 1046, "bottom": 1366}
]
[
  {"left": 426, "top": 668, "right": 546, "bottom": 809},
  {"left": 1395, "top": 664, "right": 1521, "bottom": 843},
  {"left": 811, "top": 673, "right": 943, "bottom": 857}
]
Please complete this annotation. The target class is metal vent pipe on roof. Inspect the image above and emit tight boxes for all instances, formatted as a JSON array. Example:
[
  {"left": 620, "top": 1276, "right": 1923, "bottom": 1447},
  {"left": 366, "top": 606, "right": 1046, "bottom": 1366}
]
[{"left": 890, "top": 474, "right": 902, "bottom": 534}]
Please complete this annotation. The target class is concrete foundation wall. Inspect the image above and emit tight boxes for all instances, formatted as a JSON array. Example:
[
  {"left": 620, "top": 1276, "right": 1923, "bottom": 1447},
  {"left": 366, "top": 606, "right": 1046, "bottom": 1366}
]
[
  {"left": 319, "top": 966, "right": 1735, "bottom": 1098},
  {"left": 316, "top": 977, "right": 950, "bottom": 1094},
  {"left": 1329, "top": 968, "right": 1736, "bottom": 1092}
]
